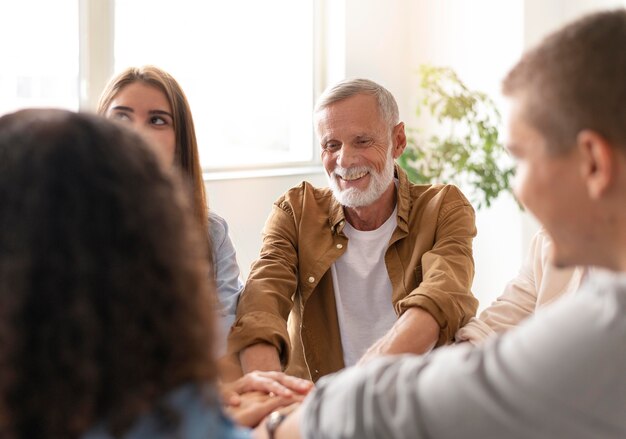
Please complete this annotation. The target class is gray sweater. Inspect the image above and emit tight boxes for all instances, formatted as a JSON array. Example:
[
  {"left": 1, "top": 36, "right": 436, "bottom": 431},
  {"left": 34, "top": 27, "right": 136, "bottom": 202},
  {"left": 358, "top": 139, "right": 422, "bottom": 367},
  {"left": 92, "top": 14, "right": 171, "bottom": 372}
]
[{"left": 301, "top": 270, "right": 626, "bottom": 439}]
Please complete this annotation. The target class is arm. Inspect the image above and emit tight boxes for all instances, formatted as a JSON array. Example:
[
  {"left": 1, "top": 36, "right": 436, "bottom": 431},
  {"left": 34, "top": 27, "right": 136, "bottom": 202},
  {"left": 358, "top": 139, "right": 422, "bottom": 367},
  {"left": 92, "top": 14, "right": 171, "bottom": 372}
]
[
  {"left": 358, "top": 307, "right": 438, "bottom": 364},
  {"left": 455, "top": 230, "right": 544, "bottom": 345},
  {"left": 393, "top": 186, "right": 478, "bottom": 350},
  {"left": 239, "top": 343, "right": 282, "bottom": 374},
  {"left": 227, "top": 194, "right": 301, "bottom": 373},
  {"left": 210, "top": 213, "right": 245, "bottom": 344},
  {"left": 295, "top": 279, "right": 626, "bottom": 438},
  {"left": 253, "top": 404, "right": 303, "bottom": 439}
]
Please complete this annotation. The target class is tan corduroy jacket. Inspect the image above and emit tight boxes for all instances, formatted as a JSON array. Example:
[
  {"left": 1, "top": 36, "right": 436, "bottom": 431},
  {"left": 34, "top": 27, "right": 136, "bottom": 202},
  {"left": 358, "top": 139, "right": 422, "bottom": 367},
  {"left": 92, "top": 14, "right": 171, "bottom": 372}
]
[{"left": 227, "top": 166, "right": 478, "bottom": 381}]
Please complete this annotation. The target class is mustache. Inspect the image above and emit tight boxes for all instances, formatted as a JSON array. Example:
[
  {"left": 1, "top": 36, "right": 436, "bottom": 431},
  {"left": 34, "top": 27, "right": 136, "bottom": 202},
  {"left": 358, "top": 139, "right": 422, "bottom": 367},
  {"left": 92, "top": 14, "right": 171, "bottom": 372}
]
[{"left": 331, "top": 166, "right": 371, "bottom": 179}]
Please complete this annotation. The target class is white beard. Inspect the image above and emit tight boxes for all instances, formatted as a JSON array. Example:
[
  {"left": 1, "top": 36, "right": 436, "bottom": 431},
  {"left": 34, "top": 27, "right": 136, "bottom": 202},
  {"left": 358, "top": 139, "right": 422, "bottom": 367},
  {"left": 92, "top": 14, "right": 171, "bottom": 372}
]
[{"left": 328, "top": 147, "right": 395, "bottom": 208}]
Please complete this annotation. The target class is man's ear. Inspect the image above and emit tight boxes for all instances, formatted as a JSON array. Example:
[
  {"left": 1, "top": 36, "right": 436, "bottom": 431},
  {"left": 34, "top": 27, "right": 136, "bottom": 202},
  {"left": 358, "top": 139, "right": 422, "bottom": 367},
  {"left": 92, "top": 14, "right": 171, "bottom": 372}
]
[
  {"left": 392, "top": 122, "right": 407, "bottom": 158},
  {"left": 577, "top": 129, "right": 615, "bottom": 199}
]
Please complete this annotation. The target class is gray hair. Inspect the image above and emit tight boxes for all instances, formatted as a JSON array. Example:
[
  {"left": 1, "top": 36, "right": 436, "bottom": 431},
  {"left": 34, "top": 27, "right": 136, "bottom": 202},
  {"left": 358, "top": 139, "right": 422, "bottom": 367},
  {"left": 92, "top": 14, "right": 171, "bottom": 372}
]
[{"left": 314, "top": 78, "right": 400, "bottom": 127}]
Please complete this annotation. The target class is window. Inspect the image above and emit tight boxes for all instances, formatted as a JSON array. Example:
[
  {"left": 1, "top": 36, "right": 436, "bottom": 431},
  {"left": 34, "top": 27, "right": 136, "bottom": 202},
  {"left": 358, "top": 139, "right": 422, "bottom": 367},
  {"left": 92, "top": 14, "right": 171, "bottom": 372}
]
[
  {"left": 114, "top": 0, "right": 317, "bottom": 170},
  {"left": 0, "top": 1, "right": 79, "bottom": 115},
  {"left": 1, "top": 1, "right": 319, "bottom": 172}
]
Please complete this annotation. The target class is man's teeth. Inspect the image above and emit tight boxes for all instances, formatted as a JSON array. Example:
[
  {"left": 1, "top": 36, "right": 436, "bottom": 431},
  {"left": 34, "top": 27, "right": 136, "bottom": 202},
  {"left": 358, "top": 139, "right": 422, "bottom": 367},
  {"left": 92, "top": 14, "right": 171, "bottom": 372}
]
[{"left": 341, "top": 171, "right": 368, "bottom": 181}]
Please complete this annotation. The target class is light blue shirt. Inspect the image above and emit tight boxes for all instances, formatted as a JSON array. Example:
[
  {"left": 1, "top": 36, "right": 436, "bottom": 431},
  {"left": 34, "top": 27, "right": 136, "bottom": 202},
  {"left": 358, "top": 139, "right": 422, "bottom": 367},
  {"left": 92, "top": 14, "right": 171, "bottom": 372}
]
[
  {"left": 82, "top": 384, "right": 251, "bottom": 439},
  {"left": 210, "top": 211, "right": 244, "bottom": 352}
]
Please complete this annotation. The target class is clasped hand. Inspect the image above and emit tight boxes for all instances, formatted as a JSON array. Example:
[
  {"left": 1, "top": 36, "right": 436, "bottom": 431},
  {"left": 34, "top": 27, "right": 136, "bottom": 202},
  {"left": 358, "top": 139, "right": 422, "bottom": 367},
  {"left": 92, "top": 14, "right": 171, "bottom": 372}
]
[{"left": 220, "top": 371, "right": 313, "bottom": 428}]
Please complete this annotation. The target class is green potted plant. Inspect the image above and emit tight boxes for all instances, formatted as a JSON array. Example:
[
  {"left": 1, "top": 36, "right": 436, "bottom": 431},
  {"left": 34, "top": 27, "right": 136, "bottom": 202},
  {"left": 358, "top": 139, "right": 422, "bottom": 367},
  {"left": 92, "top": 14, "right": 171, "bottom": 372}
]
[{"left": 398, "top": 65, "right": 515, "bottom": 210}]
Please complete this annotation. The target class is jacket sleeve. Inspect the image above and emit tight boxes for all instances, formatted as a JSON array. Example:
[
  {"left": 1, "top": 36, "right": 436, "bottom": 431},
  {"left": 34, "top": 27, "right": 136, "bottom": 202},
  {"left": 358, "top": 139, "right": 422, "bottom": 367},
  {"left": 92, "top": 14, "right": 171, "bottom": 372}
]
[
  {"left": 456, "top": 230, "right": 543, "bottom": 345},
  {"left": 396, "top": 185, "right": 478, "bottom": 345},
  {"left": 226, "top": 197, "right": 299, "bottom": 367}
]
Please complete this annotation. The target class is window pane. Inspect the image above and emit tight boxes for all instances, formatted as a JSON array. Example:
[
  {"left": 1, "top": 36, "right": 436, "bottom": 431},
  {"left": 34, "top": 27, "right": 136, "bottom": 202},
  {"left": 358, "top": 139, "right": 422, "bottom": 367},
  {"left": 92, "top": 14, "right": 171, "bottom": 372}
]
[
  {"left": 114, "top": 0, "right": 315, "bottom": 169},
  {"left": 0, "top": 1, "right": 79, "bottom": 116}
]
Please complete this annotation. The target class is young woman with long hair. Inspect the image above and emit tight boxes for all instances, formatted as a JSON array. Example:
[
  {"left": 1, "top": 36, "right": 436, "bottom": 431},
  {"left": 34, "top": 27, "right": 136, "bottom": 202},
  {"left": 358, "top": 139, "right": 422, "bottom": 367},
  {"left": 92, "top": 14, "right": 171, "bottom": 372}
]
[{"left": 97, "top": 66, "right": 242, "bottom": 345}]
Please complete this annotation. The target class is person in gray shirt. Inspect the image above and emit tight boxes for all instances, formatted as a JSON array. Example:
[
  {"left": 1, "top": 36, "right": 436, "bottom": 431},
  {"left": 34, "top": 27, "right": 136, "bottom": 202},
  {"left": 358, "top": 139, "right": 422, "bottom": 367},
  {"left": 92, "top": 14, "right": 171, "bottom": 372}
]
[{"left": 253, "top": 9, "right": 626, "bottom": 439}]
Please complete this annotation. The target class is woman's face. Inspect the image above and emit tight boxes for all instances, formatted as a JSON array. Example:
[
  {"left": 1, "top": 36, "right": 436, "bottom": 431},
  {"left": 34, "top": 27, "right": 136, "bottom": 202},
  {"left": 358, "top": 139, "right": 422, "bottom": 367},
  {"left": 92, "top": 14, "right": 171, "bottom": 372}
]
[{"left": 106, "top": 82, "right": 176, "bottom": 166}]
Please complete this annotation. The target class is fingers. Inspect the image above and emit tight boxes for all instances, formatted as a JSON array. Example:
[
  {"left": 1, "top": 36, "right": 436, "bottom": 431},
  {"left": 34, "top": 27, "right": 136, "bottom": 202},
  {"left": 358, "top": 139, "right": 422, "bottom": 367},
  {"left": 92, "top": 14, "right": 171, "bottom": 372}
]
[
  {"left": 221, "top": 389, "right": 241, "bottom": 407},
  {"left": 239, "top": 371, "right": 313, "bottom": 397},
  {"left": 228, "top": 394, "right": 295, "bottom": 428},
  {"left": 261, "top": 371, "right": 314, "bottom": 394},
  {"left": 243, "top": 371, "right": 313, "bottom": 396}
]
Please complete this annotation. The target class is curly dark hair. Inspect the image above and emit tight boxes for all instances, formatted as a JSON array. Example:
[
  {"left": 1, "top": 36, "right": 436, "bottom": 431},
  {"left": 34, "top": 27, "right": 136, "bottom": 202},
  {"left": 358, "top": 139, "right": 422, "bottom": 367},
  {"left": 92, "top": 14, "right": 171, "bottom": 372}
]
[{"left": 0, "top": 109, "right": 217, "bottom": 438}]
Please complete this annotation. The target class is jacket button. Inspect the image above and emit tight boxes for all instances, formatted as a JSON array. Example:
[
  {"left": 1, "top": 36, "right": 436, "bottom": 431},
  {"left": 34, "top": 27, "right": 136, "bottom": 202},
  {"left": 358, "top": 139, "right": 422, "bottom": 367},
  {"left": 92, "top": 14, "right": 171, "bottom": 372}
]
[
  {"left": 308, "top": 276, "right": 315, "bottom": 283},
  {"left": 336, "top": 243, "right": 343, "bottom": 249}
]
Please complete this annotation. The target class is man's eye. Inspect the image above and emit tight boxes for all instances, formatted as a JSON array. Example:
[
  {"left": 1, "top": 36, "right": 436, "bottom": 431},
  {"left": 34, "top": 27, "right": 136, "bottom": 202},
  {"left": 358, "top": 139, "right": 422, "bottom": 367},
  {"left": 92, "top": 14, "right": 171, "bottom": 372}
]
[{"left": 324, "top": 143, "right": 340, "bottom": 151}]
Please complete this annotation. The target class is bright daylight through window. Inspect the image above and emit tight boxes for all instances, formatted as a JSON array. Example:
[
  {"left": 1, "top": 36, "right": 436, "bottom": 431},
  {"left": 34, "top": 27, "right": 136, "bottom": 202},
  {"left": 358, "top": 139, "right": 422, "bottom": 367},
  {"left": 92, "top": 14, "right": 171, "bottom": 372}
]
[
  {"left": 0, "top": 1, "right": 79, "bottom": 115},
  {"left": 114, "top": 0, "right": 316, "bottom": 170}
]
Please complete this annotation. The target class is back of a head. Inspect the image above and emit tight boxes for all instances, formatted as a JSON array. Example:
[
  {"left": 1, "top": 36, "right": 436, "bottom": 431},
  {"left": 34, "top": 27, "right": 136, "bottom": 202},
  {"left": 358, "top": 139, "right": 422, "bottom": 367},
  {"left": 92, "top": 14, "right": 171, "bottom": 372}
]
[
  {"left": 502, "top": 9, "right": 626, "bottom": 153},
  {"left": 0, "top": 109, "right": 216, "bottom": 438}
]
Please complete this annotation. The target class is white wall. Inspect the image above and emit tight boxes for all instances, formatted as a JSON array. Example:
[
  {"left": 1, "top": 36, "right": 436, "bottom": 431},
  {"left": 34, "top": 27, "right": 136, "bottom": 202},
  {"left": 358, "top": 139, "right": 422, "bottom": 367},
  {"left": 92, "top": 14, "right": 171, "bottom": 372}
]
[
  {"left": 206, "top": 0, "right": 625, "bottom": 311},
  {"left": 206, "top": 170, "right": 327, "bottom": 276},
  {"left": 406, "top": 0, "right": 526, "bottom": 310}
]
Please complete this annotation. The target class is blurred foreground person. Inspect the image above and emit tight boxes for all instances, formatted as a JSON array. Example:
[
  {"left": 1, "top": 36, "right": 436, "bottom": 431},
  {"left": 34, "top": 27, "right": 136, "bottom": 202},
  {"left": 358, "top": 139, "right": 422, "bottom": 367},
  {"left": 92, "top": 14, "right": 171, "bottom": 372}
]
[{"left": 0, "top": 109, "right": 302, "bottom": 439}]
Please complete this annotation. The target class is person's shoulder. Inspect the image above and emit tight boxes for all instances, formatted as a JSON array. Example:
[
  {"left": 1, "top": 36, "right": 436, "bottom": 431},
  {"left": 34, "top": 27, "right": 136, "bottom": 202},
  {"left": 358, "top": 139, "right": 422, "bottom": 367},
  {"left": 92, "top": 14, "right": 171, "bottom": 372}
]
[
  {"left": 209, "top": 210, "right": 229, "bottom": 229},
  {"left": 208, "top": 211, "right": 229, "bottom": 243},
  {"left": 80, "top": 384, "right": 250, "bottom": 439},
  {"left": 532, "top": 228, "right": 552, "bottom": 245},
  {"left": 407, "top": 182, "right": 472, "bottom": 211},
  {"left": 585, "top": 269, "right": 626, "bottom": 297},
  {"left": 424, "top": 183, "right": 470, "bottom": 201}
]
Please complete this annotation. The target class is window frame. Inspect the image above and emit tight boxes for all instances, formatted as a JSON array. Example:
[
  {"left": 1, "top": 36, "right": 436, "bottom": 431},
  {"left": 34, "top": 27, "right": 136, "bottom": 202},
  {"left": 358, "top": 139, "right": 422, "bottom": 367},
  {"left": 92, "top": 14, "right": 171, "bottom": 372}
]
[{"left": 78, "top": 0, "right": 331, "bottom": 176}]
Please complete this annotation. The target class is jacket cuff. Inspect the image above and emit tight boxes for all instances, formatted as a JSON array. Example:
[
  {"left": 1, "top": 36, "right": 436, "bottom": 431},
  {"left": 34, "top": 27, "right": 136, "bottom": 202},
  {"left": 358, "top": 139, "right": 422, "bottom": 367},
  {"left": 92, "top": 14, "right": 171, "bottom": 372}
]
[
  {"left": 227, "top": 311, "right": 292, "bottom": 367},
  {"left": 396, "top": 292, "right": 474, "bottom": 346}
]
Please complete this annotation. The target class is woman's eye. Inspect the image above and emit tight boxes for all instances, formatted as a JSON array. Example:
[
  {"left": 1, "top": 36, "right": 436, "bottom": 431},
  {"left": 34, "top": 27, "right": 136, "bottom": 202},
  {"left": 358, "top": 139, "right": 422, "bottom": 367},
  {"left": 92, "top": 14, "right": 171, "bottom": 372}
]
[
  {"left": 111, "top": 112, "right": 130, "bottom": 122},
  {"left": 151, "top": 116, "right": 166, "bottom": 126}
]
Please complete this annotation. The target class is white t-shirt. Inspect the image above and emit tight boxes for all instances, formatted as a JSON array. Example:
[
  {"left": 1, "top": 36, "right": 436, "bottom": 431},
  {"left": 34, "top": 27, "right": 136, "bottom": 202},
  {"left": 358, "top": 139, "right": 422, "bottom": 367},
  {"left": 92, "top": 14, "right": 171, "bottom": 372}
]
[{"left": 331, "top": 206, "right": 398, "bottom": 366}]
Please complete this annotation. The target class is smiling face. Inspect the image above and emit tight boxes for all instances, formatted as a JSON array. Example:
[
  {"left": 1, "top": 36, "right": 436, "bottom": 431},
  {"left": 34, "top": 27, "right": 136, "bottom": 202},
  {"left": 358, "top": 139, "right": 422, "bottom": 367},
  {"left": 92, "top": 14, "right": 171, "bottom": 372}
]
[
  {"left": 105, "top": 82, "right": 176, "bottom": 166},
  {"left": 316, "top": 93, "right": 406, "bottom": 208}
]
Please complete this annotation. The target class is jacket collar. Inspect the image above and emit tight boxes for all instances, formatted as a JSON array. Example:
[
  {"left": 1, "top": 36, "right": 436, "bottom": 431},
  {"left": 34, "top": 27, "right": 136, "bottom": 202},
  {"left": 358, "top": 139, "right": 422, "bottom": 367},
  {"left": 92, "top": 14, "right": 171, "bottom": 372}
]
[{"left": 328, "top": 164, "right": 411, "bottom": 234}]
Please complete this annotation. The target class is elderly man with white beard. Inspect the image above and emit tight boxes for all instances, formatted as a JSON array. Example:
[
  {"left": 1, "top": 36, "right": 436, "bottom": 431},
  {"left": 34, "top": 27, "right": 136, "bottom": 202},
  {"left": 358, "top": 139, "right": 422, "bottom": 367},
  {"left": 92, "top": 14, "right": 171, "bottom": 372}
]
[{"left": 226, "top": 78, "right": 478, "bottom": 382}]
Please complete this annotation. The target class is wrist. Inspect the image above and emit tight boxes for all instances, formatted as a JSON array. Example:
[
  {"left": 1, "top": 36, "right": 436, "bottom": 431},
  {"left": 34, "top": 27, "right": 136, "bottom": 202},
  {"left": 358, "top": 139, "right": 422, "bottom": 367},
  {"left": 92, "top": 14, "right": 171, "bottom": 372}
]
[
  {"left": 265, "top": 410, "right": 287, "bottom": 439},
  {"left": 240, "top": 343, "right": 281, "bottom": 373}
]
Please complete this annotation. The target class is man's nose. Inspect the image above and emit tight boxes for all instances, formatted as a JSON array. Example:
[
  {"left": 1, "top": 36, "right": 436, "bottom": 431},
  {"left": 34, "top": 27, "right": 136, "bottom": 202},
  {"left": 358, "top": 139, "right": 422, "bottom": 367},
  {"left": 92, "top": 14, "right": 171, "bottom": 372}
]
[{"left": 336, "top": 144, "right": 358, "bottom": 168}]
